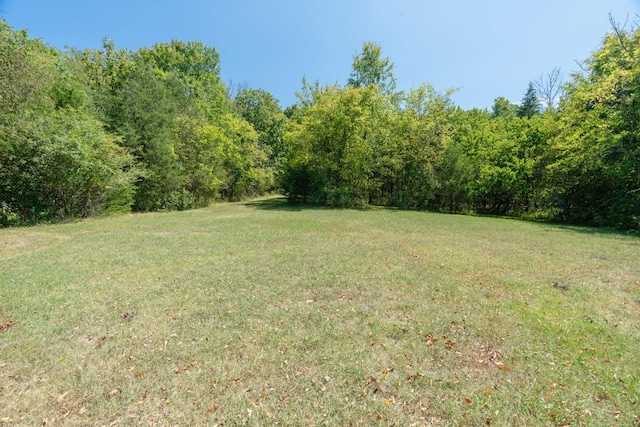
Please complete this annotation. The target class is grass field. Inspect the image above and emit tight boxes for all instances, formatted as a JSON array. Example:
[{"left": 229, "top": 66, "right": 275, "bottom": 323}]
[{"left": 0, "top": 197, "right": 638, "bottom": 426}]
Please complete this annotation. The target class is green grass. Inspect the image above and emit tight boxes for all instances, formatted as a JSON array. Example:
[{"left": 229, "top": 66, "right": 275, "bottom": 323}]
[{"left": 1, "top": 196, "right": 639, "bottom": 426}]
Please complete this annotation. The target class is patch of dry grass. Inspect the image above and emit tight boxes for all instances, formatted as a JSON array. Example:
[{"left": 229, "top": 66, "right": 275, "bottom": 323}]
[{"left": 0, "top": 197, "right": 638, "bottom": 425}]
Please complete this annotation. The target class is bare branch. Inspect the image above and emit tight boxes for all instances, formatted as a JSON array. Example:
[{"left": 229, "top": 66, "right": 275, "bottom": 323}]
[
  {"left": 609, "top": 12, "right": 632, "bottom": 57},
  {"left": 534, "top": 67, "right": 564, "bottom": 110},
  {"left": 226, "top": 79, "right": 248, "bottom": 99}
]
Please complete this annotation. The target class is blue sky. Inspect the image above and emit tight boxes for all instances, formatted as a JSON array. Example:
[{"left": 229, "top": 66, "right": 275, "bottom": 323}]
[{"left": 1, "top": 0, "right": 639, "bottom": 109}]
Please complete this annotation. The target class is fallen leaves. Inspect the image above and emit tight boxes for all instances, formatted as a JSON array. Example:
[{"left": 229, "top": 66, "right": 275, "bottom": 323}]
[
  {"left": 0, "top": 321, "right": 15, "bottom": 333},
  {"left": 475, "top": 345, "right": 510, "bottom": 371},
  {"left": 94, "top": 335, "right": 114, "bottom": 349},
  {"left": 424, "top": 334, "right": 438, "bottom": 346},
  {"left": 552, "top": 282, "right": 570, "bottom": 291},
  {"left": 424, "top": 332, "right": 458, "bottom": 350},
  {"left": 122, "top": 311, "right": 136, "bottom": 322},
  {"left": 56, "top": 391, "right": 70, "bottom": 403}
]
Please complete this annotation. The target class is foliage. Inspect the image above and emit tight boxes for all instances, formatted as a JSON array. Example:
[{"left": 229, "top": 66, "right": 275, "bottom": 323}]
[
  {"left": 68, "top": 37, "right": 273, "bottom": 211},
  {"left": 491, "top": 97, "right": 517, "bottom": 118},
  {"left": 547, "top": 28, "right": 640, "bottom": 229},
  {"left": 0, "top": 20, "right": 54, "bottom": 115},
  {"left": 0, "top": 22, "right": 136, "bottom": 224},
  {"left": 235, "top": 88, "right": 288, "bottom": 175},
  {"left": 347, "top": 42, "right": 397, "bottom": 97},
  {"left": 390, "top": 85, "right": 457, "bottom": 209},
  {"left": 281, "top": 29, "right": 639, "bottom": 230},
  {"left": 1, "top": 17, "right": 639, "bottom": 230},
  {"left": 215, "top": 114, "right": 274, "bottom": 201},
  {"left": 283, "top": 85, "right": 382, "bottom": 206},
  {"left": 516, "top": 82, "right": 541, "bottom": 118}
]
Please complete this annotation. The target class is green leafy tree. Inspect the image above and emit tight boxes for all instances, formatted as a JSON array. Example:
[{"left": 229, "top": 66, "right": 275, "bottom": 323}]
[
  {"left": 449, "top": 107, "right": 546, "bottom": 215},
  {"left": 136, "top": 40, "right": 229, "bottom": 117},
  {"left": 347, "top": 42, "right": 397, "bottom": 96},
  {"left": 435, "top": 142, "right": 476, "bottom": 212},
  {"left": 390, "top": 85, "right": 456, "bottom": 209},
  {"left": 69, "top": 38, "right": 273, "bottom": 210},
  {"left": 547, "top": 27, "right": 640, "bottom": 229},
  {"left": 0, "top": 22, "right": 136, "bottom": 225},
  {"left": 434, "top": 108, "right": 488, "bottom": 212},
  {"left": 0, "top": 21, "right": 54, "bottom": 115},
  {"left": 235, "top": 88, "right": 287, "bottom": 173},
  {"left": 283, "top": 85, "right": 386, "bottom": 206},
  {"left": 69, "top": 38, "right": 136, "bottom": 122},
  {"left": 108, "top": 61, "right": 187, "bottom": 210},
  {"left": 491, "top": 97, "right": 517, "bottom": 118},
  {"left": 216, "top": 114, "right": 273, "bottom": 200}
]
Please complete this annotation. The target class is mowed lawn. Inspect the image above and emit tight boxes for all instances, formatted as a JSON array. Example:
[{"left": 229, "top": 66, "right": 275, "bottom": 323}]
[{"left": 0, "top": 197, "right": 638, "bottom": 426}]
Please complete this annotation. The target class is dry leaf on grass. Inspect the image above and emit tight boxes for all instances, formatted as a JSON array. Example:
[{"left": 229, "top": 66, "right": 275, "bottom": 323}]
[{"left": 0, "top": 321, "right": 15, "bottom": 333}]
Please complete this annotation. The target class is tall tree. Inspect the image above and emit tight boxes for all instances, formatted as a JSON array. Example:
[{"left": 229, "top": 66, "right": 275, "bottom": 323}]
[
  {"left": 491, "top": 97, "right": 517, "bottom": 118},
  {"left": 235, "top": 88, "right": 287, "bottom": 172},
  {"left": 534, "top": 67, "right": 563, "bottom": 110},
  {"left": 136, "top": 40, "right": 229, "bottom": 117},
  {"left": 517, "top": 82, "right": 541, "bottom": 118},
  {"left": 347, "top": 42, "right": 397, "bottom": 96},
  {"left": 283, "top": 85, "right": 388, "bottom": 206},
  {"left": 0, "top": 23, "right": 135, "bottom": 224},
  {"left": 69, "top": 38, "right": 273, "bottom": 210},
  {"left": 547, "top": 25, "right": 640, "bottom": 229},
  {"left": 391, "top": 85, "right": 456, "bottom": 209}
]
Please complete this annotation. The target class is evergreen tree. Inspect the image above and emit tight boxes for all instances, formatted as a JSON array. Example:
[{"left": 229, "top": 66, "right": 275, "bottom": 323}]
[{"left": 517, "top": 83, "right": 541, "bottom": 118}]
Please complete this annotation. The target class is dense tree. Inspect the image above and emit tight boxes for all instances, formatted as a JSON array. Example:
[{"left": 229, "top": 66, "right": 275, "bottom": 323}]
[
  {"left": 283, "top": 85, "right": 384, "bottom": 206},
  {"left": 70, "top": 38, "right": 273, "bottom": 210},
  {"left": 390, "top": 85, "right": 456, "bottom": 209},
  {"left": 136, "top": 40, "right": 229, "bottom": 117},
  {"left": 109, "top": 61, "right": 188, "bottom": 210},
  {"left": 235, "top": 88, "right": 288, "bottom": 173},
  {"left": 0, "top": 22, "right": 135, "bottom": 225},
  {"left": 547, "top": 27, "right": 640, "bottom": 228},
  {"left": 1, "top": 17, "right": 639, "bottom": 230},
  {"left": 469, "top": 116, "right": 541, "bottom": 214},
  {"left": 517, "top": 82, "right": 541, "bottom": 118},
  {"left": 0, "top": 21, "right": 53, "bottom": 115},
  {"left": 347, "top": 42, "right": 397, "bottom": 96},
  {"left": 491, "top": 97, "right": 517, "bottom": 118}
]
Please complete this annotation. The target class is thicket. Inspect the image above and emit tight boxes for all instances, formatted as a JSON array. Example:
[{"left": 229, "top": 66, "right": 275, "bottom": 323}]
[
  {"left": 283, "top": 37, "right": 639, "bottom": 230},
  {"left": 0, "top": 21, "right": 274, "bottom": 225},
  {"left": 1, "top": 20, "right": 638, "bottom": 230}
]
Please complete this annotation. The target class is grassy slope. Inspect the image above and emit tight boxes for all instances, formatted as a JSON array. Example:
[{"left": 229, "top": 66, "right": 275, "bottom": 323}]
[{"left": 0, "top": 197, "right": 638, "bottom": 426}]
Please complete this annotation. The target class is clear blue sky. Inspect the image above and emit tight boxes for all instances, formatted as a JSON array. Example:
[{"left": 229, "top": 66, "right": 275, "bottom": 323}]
[{"left": 2, "top": 0, "right": 639, "bottom": 109}]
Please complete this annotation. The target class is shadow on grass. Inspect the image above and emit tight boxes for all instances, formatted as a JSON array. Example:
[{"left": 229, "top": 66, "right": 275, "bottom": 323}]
[
  {"left": 548, "top": 223, "right": 639, "bottom": 238},
  {"left": 242, "top": 196, "right": 378, "bottom": 213},
  {"left": 242, "top": 196, "right": 639, "bottom": 238},
  {"left": 242, "top": 196, "right": 310, "bottom": 212}
]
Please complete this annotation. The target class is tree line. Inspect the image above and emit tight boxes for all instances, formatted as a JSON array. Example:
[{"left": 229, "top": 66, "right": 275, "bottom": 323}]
[{"left": 1, "top": 19, "right": 638, "bottom": 230}]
